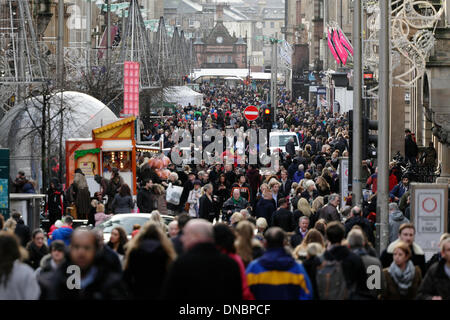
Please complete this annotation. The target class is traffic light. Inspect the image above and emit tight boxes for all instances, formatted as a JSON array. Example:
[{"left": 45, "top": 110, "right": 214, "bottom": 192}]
[
  {"left": 363, "top": 116, "right": 378, "bottom": 159},
  {"left": 263, "top": 105, "right": 273, "bottom": 123}
]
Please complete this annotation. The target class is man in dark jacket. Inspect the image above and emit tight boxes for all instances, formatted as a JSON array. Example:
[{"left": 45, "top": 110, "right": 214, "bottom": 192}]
[
  {"left": 290, "top": 216, "right": 309, "bottom": 248},
  {"left": 417, "top": 238, "right": 450, "bottom": 300},
  {"left": 279, "top": 170, "right": 292, "bottom": 198},
  {"left": 39, "top": 228, "right": 126, "bottom": 300},
  {"left": 271, "top": 198, "right": 295, "bottom": 232},
  {"left": 404, "top": 129, "right": 418, "bottom": 165},
  {"left": 344, "top": 206, "right": 375, "bottom": 245},
  {"left": 136, "top": 179, "right": 154, "bottom": 213},
  {"left": 285, "top": 137, "right": 296, "bottom": 158},
  {"left": 46, "top": 178, "right": 65, "bottom": 226},
  {"left": 255, "top": 190, "right": 276, "bottom": 226},
  {"left": 171, "top": 214, "right": 191, "bottom": 256},
  {"left": 315, "top": 222, "right": 367, "bottom": 299},
  {"left": 161, "top": 219, "right": 242, "bottom": 300},
  {"left": 318, "top": 193, "right": 341, "bottom": 223},
  {"left": 12, "top": 212, "right": 31, "bottom": 247}
]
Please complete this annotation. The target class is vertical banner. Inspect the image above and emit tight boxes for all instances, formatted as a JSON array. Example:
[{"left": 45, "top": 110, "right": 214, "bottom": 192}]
[
  {"left": 0, "top": 149, "right": 9, "bottom": 219},
  {"left": 411, "top": 183, "right": 448, "bottom": 260},
  {"left": 332, "top": 29, "right": 348, "bottom": 65},
  {"left": 327, "top": 30, "right": 341, "bottom": 64},
  {"left": 339, "top": 157, "right": 349, "bottom": 207},
  {"left": 123, "top": 61, "right": 140, "bottom": 116}
]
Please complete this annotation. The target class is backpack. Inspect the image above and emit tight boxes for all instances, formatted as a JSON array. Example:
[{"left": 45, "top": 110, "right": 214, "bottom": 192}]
[{"left": 316, "top": 255, "right": 351, "bottom": 300}]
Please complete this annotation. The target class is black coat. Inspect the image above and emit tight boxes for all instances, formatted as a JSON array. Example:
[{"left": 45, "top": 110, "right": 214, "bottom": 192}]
[
  {"left": 14, "top": 219, "right": 31, "bottom": 248},
  {"left": 26, "top": 242, "right": 49, "bottom": 270},
  {"left": 290, "top": 227, "right": 307, "bottom": 248},
  {"left": 198, "top": 194, "right": 215, "bottom": 220},
  {"left": 380, "top": 242, "right": 426, "bottom": 276},
  {"left": 137, "top": 187, "right": 155, "bottom": 213},
  {"left": 344, "top": 215, "right": 375, "bottom": 245},
  {"left": 161, "top": 243, "right": 243, "bottom": 300},
  {"left": 279, "top": 179, "right": 292, "bottom": 198},
  {"left": 303, "top": 255, "right": 321, "bottom": 300},
  {"left": 271, "top": 208, "right": 295, "bottom": 232},
  {"left": 417, "top": 259, "right": 450, "bottom": 300},
  {"left": 322, "top": 245, "right": 368, "bottom": 296},
  {"left": 318, "top": 204, "right": 341, "bottom": 223},
  {"left": 123, "top": 239, "right": 171, "bottom": 299},
  {"left": 39, "top": 249, "right": 126, "bottom": 300},
  {"left": 255, "top": 198, "right": 276, "bottom": 226},
  {"left": 286, "top": 140, "right": 296, "bottom": 157}
]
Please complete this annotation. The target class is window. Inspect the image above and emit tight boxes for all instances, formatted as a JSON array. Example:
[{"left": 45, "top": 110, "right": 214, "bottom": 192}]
[{"left": 271, "top": 22, "right": 275, "bottom": 28}]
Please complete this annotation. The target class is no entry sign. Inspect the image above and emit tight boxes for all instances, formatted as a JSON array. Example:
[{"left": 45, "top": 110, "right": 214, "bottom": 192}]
[{"left": 244, "top": 105, "right": 259, "bottom": 121}]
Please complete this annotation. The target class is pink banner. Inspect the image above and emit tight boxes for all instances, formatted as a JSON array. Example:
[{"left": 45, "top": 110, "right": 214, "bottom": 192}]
[
  {"left": 327, "top": 31, "right": 341, "bottom": 65},
  {"left": 339, "top": 29, "right": 353, "bottom": 56},
  {"left": 123, "top": 61, "right": 140, "bottom": 116},
  {"left": 332, "top": 29, "right": 348, "bottom": 65}
]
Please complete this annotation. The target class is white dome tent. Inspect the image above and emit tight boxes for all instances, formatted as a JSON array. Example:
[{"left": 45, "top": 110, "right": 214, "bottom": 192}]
[
  {"left": 0, "top": 91, "right": 118, "bottom": 188},
  {"left": 164, "top": 86, "right": 203, "bottom": 107}
]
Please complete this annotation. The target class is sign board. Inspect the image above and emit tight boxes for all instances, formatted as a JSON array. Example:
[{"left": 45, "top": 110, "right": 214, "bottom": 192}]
[
  {"left": 411, "top": 183, "right": 448, "bottom": 260},
  {"left": 123, "top": 61, "right": 140, "bottom": 116},
  {"left": 317, "top": 87, "right": 326, "bottom": 95},
  {"left": 244, "top": 105, "right": 259, "bottom": 121},
  {"left": 0, "top": 149, "right": 9, "bottom": 219},
  {"left": 339, "top": 157, "right": 349, "bottom": 207},
  {"left": 309, "top": 86, "right": 318, "bottom": 93}
]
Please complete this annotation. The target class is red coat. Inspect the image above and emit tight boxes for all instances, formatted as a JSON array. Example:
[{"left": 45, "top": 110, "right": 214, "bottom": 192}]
[{"left": 225, "top": 252, "right": 254, "bottom": 300}]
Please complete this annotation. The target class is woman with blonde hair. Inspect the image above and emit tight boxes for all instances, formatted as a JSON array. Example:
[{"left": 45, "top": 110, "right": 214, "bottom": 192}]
[
  {"left": 297, "top": 198, "right": 313, "bottom": 218},
  {"left": 292, "top": 229, "right": 325, "bottom": 261},
  {"left": 150, "top": 210, "right": 168, "bottom": 234},
  {"left": 235, "top": 221, "right": 264, "bottom": 267},
  {"left": 382, "top": 241, "right": 422, "bottom": 300},
  {"left": 3, "top": 218, "right": 17, "bottom": 233},
  {"left": 123, "top": 221, "right": 176, "bottom": 299},
  {"left": 315, "top": 176, "right": 330, "bottom": 197}
]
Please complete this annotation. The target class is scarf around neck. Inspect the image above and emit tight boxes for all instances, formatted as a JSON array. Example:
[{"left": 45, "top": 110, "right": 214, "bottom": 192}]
[{"left": 389, "top": 260, "right": 415, "bottom": 295}]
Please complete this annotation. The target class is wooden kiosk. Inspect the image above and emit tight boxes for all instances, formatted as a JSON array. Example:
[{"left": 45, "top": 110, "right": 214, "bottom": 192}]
[{"left": 66, "top": 116, "right": 160, "bottom": 196}]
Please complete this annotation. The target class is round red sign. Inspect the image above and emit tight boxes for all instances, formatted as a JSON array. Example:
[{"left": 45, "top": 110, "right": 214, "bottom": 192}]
[{"left": 244, "top": 105, "right": 259, "bottom": 121}]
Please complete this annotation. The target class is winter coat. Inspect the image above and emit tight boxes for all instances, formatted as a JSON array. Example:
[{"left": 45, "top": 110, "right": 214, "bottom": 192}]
[
  {"left": 301, "top": 190, "right": 319, "bottom": 204},
  {"left": 13, "top": 219, "right": 31, "bottom": 247},
  {"left": 225, "top": 252, "right": 254, "bottom": 300},
  {"left": 230, "top": 183, "right": 251, "bottom": 202},
  {"left": 255, "top": 198, "right": 276, "bottom": 225},
  {"left": 46, "top": 185, "right": 64, "bottom": 224},
  {"left": 112, "top": 194, "right": 134, "bottom": 214},
  {"left": 286, "top": 140, "right": 296, "bottom": 157},
  {"left": 0, "top": 260, "right": 40, "bottom": 300},
  {"left": 389, "top": 182, "right": 408, "bottom": 201},
  {"left": 137, "top": 187, "right": 154, "bottom": 213},
  {"left": 161, "top": 242, "right": 243, "bottom": 300},
  {"left": 48, "top": 226, "right": 73, "bottom": 246},
  {"left": 279, "top": 179, "right": 293, "bottom": 198},
  {"left": 271, "top": 208, "right": 295, "bottom": 232},
  {"left": 417, "top": 259, "right": 450, "bottom": 300},
  {"left": 187, "top": 188, "right": 202, "bottom": 217},
  {"left": 388, "top": 210, "right": 410, "bottom": 244},
  {"left": 26, "top": 242, "right": 49, "bottom": 270},
  {"left": 320, "top": 245, "right": 368, "bottom": 297},
  {"left": 380, "top": 239, "right": 426, "bottom": 276},
  {"left": 382, "top": 265, "right": 422, "bottom": 300},
  {"left": 222, "top": 196, "right": 249, "bottom": 214},
  {"left": 246, "top": 247, "right": 313, "bottom": 300},
  {"left": 302, "top": 255, "right": 322, "bottom": 300},
  {"left": 318, "top": 204, "right": 341, "bottom": 223},
  {"left": 345, "top": 215, "right": 375, "bottom": 245},
  {"left": 95, "top": 212, "right": 113, "bottom": 226},
  {"left": 123, "top": 239, "right": 171, "bottom": 299},
  {"left": 246, "top": 168, "right": 261, "bottom": 195},
  {"left": 290, "top": 227, "right": 307, "bottom": 249},
  {"left": 293, "top": 170, "right": 305, "bottom": 183},
  {"left": 39, "top": 251, "right": 126, "bottom": 300},
  {"left": 198, "top": 194, "right": 216, "bottom": 220}
]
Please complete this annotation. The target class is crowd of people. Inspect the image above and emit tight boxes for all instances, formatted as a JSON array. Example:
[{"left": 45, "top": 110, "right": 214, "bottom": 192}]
[{"left": 1, "top": 84, "right": 449, "bottom": 300}]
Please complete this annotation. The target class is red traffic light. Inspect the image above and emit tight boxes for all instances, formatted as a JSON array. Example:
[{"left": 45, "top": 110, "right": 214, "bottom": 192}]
[{"left": 264, "top": 108, "right": 271, "bottom": 114}]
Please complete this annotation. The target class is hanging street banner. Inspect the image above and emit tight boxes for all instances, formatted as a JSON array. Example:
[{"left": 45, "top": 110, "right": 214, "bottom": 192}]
[
  {"left": 0, "top": 149, "right": 9, "bottom": 219},
  {"left": 339, "top": 157, "right": 349, "bottom": 207},
  {"left": 411, "top": 183, "right": 448, "bottom": 260},
  {"left": 123, "top": 61, "right": 140, "bottom": 116}
]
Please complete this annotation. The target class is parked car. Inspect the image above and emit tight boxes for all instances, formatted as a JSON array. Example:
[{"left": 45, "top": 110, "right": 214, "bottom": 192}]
[{"left": 96, "top": 213, "right": 174, "bottom": 242}]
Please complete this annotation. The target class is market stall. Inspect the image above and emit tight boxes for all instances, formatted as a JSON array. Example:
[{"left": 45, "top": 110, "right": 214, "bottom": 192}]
[{"left": 66, "top": 116, "right": 162, "bottom": 196}]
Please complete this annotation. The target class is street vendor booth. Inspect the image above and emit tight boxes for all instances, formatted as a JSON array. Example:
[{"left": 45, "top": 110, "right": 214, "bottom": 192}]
[{"left": 66, "top": 116, "right": 161, "bottom": 196}]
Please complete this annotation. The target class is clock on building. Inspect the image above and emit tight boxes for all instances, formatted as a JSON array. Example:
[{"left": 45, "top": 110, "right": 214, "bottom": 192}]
[{"left": 216, "top": 36, "right": 223, "bottom": 44}]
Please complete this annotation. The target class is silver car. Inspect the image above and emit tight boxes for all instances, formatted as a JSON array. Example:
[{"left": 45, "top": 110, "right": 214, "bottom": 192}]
[{"left": 96, "top": 213, "right": 174, "bottom": 243}]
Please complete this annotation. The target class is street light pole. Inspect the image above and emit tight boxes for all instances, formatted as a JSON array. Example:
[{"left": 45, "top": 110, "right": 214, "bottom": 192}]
[
  {"left": 377, "top": 0, "right": 391, "bottom": 255},
  {"left": 352, "top": 0, "right": 363, "bottom": 206},
  {"left": 57, "top": 0, "right": 64, "bottom": 86}
]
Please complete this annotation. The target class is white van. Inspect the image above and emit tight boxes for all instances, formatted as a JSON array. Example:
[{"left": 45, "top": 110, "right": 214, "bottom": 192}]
[{"left": 269, "top": 131, "right": 301, "bottom": 154}]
